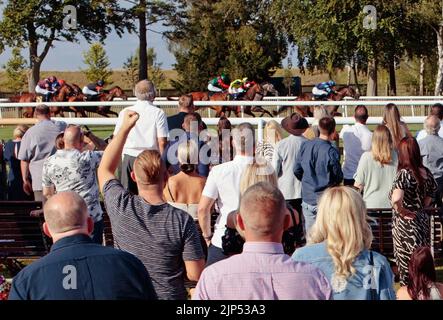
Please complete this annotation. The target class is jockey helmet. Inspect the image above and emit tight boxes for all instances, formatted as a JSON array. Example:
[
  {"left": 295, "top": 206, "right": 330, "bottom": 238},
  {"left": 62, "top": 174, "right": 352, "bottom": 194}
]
[
  {"left": 97, "top": 80, "right": 104, "bottom": 87},
  {"left": 58, "top": 79, "right": 66, "bottom": 86},
  {"left": 328, "top": 80, "right": 336, "bottom": 87}
]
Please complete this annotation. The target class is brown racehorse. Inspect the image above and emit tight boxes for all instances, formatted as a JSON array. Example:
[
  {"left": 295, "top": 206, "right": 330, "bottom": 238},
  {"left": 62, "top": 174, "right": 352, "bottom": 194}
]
[
  {"left": 12, "top": 85, "right": 74, "bottom": 118},
  {"left": 87, "top": 86, "right": 128, "bottom": 117},
  {"left": 273, "top": 86, "right": 359, "bottom": 117},
  {"left": 224, "top": 83, "right": 274, "bottom": 118}
]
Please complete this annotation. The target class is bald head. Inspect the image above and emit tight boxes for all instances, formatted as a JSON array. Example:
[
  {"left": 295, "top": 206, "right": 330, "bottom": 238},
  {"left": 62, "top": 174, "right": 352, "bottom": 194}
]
[
  {"left": 135, "top": 80, "right": 156, "bottom": 102},
  {"left": 424, "top": 115, "right": 441, "bottom": 135},
  {"left": 63, "top": 125, "right": 83, "bottom": 150},
  {"left": 239, "top": 182, "right": 286, "bottom": 239},
  {"left": 43, "top": 192, "right": 88, "bottom": 234}
]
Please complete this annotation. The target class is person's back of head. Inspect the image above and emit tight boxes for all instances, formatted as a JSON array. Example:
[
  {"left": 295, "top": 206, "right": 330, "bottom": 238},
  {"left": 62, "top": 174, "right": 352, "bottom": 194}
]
[
  {"left": 217, "top": 116, "right": 232, "bottom": 134},
  {"left": 177, "top": 140, "right": 198, "bottom": 174},
  {"left": 383, "top": 103, "right": 403, "bottom": 146},
  {"left": 431, "top": 103, "right": 443, "bottom": 120},
  {"left": 310, "top": 186, "right": 373, "bottom": 286},
  {"left": 354, "top": 105, "right": 369, "bottom": 124},
  {"left": 371, "top": 125, "right": 393, "bottom": 165},
  {"left": 34, "top": 105, "right": 50, "bottom": 119},
  {"left": 63, "top": 125, "right": 83, "bottom": 150},
  {"left": 318, "top": 116, "right": 336, "bottom": 137},
  {"left": 263, "top": 120, "right": 284, "bottom": 145},
  {"left": 133, "top": 149, "right": 167, "bottom": 190},
  {"left": 43, "top": 192, "right": 92, "bottom": 242},
  {"left": 407, "top": 246, "right": 437, "bottom": 300},
  {"left": 397, "top": 137, "right": 425, "bottom": 186},
  {"left": 424, "top": 115, "right": 441, "bottom": 136},
  {"left": 135, "top": 80, "right": 156, "bottom": 102},
  {"left": 182, "top": 113, "right": 199, "bottom": 132},
  {"left": 13, "top": 125, "right": 29, "bottom": 139},
  {"left": 178, "top": 94, "right": 194, "bottom": 113},
  {"left": 232, "top": 122, "right": 255, "bottom": 156},
  {"left": 238, "top": 182, "right": 287, "bottom": 242},
  {"left": 240, "top": 162, "right": 277, "bottom": 194}
]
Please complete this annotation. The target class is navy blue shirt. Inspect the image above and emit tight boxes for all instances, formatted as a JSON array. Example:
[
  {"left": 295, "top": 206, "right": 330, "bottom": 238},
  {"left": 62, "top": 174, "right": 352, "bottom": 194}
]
[
  {"left": 294, "top": 138, "right": 343, "bottom": 206},
  {"left": 163, "top": 132, "right": 210, "bottom": 177},
  {"left": 9, "top": 234, "right": 157, "bottom": 300},
  {"left": 167, "top": 112, "right": 188, "bottom": 132}
]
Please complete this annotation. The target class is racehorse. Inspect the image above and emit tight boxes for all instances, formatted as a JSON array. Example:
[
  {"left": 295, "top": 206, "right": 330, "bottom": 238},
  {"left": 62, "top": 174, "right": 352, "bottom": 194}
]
[
  {"left": 224, "top": 83, "right": 274, "bottom": 118},
  {"left": 87, "top": 86, "right": 128, "bottom": 117},
  {"left": 273, "top": 86, "right": 359, "bottom": 117}
]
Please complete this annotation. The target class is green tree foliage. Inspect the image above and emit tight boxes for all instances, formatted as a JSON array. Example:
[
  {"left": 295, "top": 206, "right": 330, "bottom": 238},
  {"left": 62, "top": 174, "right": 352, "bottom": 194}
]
[
  {"left": 2, "top": 48, "right": 28, "bottom": 93},
  {"left": 168, "top": 0, "right": 287, "bottom": 92},
  {"left": 82, "top": 42, "right": 113, "bottom": 85},
  {"left": 0, "top": 0, "right": 131, "bottom": 92},
  {"left": 122, "top": 48, "right": 166, "bottom": 90}
]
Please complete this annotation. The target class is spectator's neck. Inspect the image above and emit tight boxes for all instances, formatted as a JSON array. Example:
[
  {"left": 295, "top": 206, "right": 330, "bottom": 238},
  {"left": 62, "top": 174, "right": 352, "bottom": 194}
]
[
  {"left": 36, "top": 115, "right": 50, "bottom": 122},
  {"left": 138, "top": 186, "right": 166, "bottom": 206},
  {"left": 319, "top": 134, "right": 330, "bottom": 141}
]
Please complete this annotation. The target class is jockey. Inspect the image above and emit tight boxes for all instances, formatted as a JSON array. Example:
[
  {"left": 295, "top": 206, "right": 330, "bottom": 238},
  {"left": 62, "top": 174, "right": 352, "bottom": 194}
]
[
  {"left": 208, "top": 73, "right": 230, "bottom": 94},
  {"left": 312, "top": 80, "right": 337, "bottom": 100},
  {"left": 82, "top": 80, "right": 105, "bottom": 100},
  {"left": 228, "top": 77, "right": 255, "bottom": 100},
  {"left": 35, "top": 76, "right": 58, "bottom": 102}
]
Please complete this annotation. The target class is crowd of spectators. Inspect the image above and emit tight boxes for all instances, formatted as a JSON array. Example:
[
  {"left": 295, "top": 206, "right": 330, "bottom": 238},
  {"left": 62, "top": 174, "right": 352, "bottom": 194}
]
[{"left": 2, "top": 81, "right": 443, "bottom": 301}]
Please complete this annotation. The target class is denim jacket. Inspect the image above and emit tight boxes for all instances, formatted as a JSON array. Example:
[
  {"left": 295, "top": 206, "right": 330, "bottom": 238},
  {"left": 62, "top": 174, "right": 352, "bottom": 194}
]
[{"left": 292, "top": 242, "right": 396, "bottom": 300}]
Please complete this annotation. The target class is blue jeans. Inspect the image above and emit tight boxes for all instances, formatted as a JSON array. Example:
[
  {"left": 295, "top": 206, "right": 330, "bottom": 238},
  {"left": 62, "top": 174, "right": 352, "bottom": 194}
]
[{"left": 302, "top": 202, "right": 318, "bottom": 237}]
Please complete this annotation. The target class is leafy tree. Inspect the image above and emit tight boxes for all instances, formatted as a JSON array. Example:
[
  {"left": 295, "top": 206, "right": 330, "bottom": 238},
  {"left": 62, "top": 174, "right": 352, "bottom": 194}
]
[
  {"left": 168, "top": 0, "right": 287, "bottom": 92},
  {"left": 2, "top": 48, "right": 28, "bottom": 93},
  {"left": 122, "top": 47, "right": 166, "bottom": 90},
  {"left": 82, "top": 42, "right": 113, "bottom": 85},
  {"left": 0, "top": 0, "right": 130, "bottom": 92},
  {"left": 123, "top": 52, "right": 139, "bottom": 92}
]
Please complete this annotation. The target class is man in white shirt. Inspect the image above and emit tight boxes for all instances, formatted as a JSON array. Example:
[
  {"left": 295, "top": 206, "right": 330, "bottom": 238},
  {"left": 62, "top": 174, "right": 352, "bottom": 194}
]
[
  {"left": 416, "top": 103, "right": 443, "bottom": 141},
  {"left": 198, "top": 122, "right": 254, "bottom": 266},
  {"left": 339, "top": 105, "right": 372, "bottom": 186},
  {"left": 113, "top": 80, "right": 168, "bottom": 194}
]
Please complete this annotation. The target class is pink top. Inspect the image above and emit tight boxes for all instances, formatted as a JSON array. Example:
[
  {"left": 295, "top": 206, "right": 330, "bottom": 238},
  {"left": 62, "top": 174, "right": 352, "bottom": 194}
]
[{"left": 193, "top": 242, "right": 332, "bottom": 300}]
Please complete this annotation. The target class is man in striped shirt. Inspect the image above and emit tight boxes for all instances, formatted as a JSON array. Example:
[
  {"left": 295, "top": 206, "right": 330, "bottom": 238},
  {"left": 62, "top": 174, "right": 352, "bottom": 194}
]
[{"left": 98, "top": 110, "right": 205, "bottom": 300}]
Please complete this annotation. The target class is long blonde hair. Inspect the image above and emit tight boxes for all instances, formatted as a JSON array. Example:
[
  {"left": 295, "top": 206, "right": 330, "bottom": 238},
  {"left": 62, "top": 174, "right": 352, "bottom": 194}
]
[
  {"left": 263, "top": 120, "right": 284, "bottom": 145},
  {"left": 383, "top": 103, "right": 404, "bottom": 147},
  {"left": 240, "top": 162, "right": 277, "bottom": 195},
  {"left": 310, "top": 187, "right": 373, "bottom": 289},
  {"left": 371, "top": 125, "right": 393, "bottom": 166}
]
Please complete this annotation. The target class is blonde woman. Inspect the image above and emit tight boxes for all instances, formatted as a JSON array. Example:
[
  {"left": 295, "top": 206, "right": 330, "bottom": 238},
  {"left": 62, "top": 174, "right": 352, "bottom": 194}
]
[
  {"left": 164, "top": 140, "right": 206, "bottom": 220},
  {"left": 354, "top": 125, "right": 398, "bottom": 208},
  {"left": 3, "top": 125, "right": 32, "bottom": 200},
  {"left": 383, "top": 103, "right": 412, "bottom": 148},
  {"left": 255, "top": 120, "right": 284, "bottom": 162},
  {"left": 293, "top": 187, "right": 396, "bottom": 300},
  {"left": 223, "top": 161, "right": 304, "bottom": 255}
]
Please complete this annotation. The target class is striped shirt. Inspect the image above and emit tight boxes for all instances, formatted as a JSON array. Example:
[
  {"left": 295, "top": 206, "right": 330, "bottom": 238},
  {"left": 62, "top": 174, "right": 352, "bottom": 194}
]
[
  {"left": 193, "top": 242, "right": 332, "bottom": 300},
  {"left": 103, "top": 179, "right": 204, "bottom": 300}
]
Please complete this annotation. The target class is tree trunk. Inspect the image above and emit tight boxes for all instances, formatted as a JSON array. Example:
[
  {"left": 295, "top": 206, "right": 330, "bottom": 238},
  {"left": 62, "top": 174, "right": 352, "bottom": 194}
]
[
  {"left": 366, "top": 58, "right": 378, "bottom": 96},
  {"left": 352, "top": 59, "right": 361, "bottom": 95},
  {"left": 28, "top": 62, "right": 42, "bottom": 93},
  {"left": 138, "top": 0, "right": 148, "bottom": 81},
  {"left": 419, "top": 55, "right": 425, "bottom": 96},
  {"left": 435, "top": 26, "right": 443, "bottom": 95},
  {"left": 347, "top": 64, "right": 351, "bottom": 86},
  {"left": 388, "top": 58, "right": 397, "bottom": 96}
]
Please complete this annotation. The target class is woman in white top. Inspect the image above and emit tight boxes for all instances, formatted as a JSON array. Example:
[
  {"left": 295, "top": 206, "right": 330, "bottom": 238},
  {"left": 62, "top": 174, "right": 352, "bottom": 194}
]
[
  {"left": 354, "top": 125, "right": 398, "bottom": 208},
  {"left": 397, "top": 246, "right": 443, "bottom": 300},
  {"left": 163, "top": 140, "right": 206, "bottom": 220}
]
